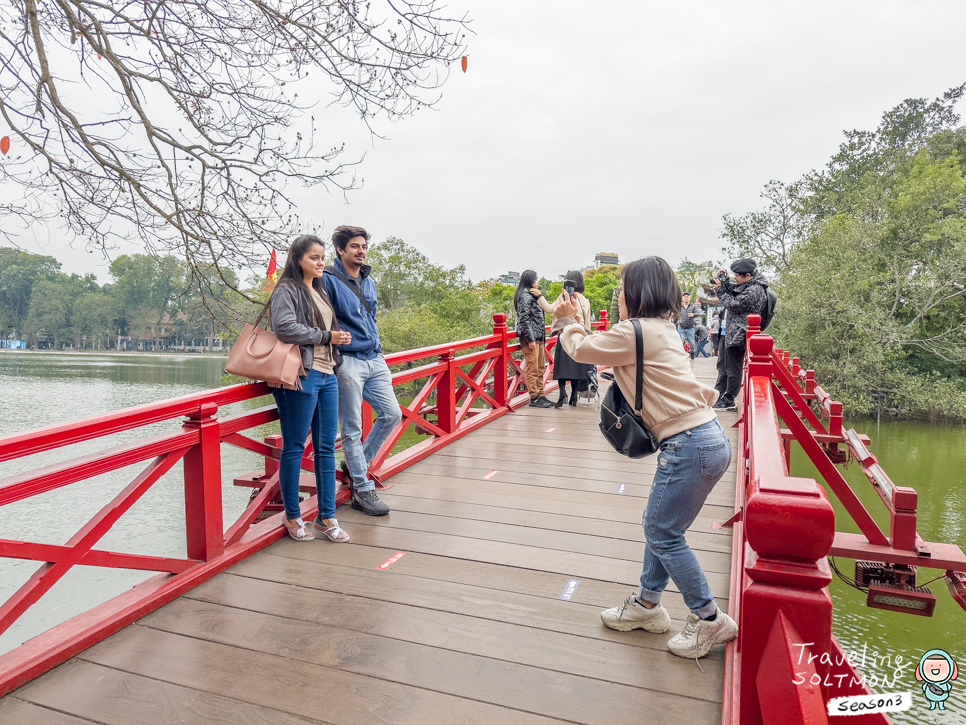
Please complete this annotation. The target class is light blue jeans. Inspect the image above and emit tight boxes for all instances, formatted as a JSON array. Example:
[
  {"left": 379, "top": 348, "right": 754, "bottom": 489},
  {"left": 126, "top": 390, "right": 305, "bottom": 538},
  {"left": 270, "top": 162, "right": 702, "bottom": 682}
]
[
  {"left": 636, "top": 419, "right": 732, "bottom": 618},
  {"left": 337, "top": 354, "right": 402, "bottom": 492},
  {"left": 677, "top": 326, "right": 696, "bottom": 356}
]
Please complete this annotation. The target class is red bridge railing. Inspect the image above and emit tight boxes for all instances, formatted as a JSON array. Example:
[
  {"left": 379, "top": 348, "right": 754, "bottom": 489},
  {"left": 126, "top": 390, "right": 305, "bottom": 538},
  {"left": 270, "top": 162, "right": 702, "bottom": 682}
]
[
  {"left": 0, "top": 311, "right": 607, "bottom": 697},
  {"left": 723, "top": 315, "right": 966, "bottom": 725}
]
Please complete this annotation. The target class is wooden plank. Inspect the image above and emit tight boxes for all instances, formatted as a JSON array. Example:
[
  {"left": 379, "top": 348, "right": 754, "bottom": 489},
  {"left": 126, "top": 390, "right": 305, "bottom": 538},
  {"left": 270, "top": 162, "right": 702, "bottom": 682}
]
[
  {"left": 403, "top": 461, "right": 736, "bottom": 504},
  {"left": 356, "top": 494, "right": 733, "bottom": 552},
  {"left": 182, "top": 574, "right": 723, "bottom": 701},
  {"left": 242, "top": 546, "right": 728, "bottom": 629},
  {"left": 0, "top": 697, "right": 94, "bottom": 725},
  {"left": 294, "top": 519, "right": 732, "bottom": 583},
  {"left": 140, "top": 597, "right": 721, "bottom": 724},
  {"left": 79, "top": 626, "right": 559, "bottom": 725},
  {"left": 14, "top": 659, "right": 327, "bottom": 725},
  {"left": 382, "top": 472, "right": 737, "bottom": 520},
  {"left": 333, "top": 509, "right": 732, "bottom": 563},
  {"left": 371, "top": 477, "right": 734, "bottom": 535}
]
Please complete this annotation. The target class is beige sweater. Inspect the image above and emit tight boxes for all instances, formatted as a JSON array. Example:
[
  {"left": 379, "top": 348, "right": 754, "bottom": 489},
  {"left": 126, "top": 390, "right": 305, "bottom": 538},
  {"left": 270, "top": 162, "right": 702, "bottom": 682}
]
[{"left": 559, "top": 317, "right": 718, "bottom": 443}]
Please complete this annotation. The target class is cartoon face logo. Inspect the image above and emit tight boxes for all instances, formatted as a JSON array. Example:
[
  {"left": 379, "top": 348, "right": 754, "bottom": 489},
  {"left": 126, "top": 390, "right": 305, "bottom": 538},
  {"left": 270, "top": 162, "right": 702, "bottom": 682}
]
[{"left": 916, "top": 649, "right": 959, "bottom": 711}]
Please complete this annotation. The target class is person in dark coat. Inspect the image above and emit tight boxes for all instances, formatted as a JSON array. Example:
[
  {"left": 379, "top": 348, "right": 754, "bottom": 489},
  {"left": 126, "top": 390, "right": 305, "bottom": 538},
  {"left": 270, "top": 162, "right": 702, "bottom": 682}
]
[
  {"left": 712, "top": 258, "right": 769, "bottom": 411},
  {"left": 515, "top": 270, "right": 553, "bottom": 408}
]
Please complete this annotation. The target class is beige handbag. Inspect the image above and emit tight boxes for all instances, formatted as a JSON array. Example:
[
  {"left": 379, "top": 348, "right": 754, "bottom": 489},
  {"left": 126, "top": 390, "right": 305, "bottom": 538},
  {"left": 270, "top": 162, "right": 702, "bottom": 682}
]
[{"left": 225, "top": 305, "right": 303, "bottom": 387}]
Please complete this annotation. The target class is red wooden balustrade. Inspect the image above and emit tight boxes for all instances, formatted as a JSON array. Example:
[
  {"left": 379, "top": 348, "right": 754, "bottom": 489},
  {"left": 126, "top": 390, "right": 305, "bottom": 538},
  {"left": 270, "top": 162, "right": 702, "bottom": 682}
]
[
  {"left": 722, "top": 315, "right": 966, "bottom": 725},
  {"left": 0, "top": 311, "right": 608, "bottom": 697}
]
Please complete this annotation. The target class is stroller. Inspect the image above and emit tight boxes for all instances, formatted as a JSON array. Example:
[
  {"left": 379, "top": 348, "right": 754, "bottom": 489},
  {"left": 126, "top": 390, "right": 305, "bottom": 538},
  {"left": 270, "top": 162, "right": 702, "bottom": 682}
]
[{"left": 579, "top": 364, "right": 600, "bottom": 405}]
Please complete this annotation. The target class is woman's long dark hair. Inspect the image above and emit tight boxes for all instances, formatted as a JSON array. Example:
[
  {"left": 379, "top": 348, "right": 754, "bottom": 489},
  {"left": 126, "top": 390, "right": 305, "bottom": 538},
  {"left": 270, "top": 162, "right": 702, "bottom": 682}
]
[
  {"left": 621, "top": 257, "right": 682, "bottom": 319},
  {"left": 514, "top": 270, "right": 538, "bottom": 308},
  {"left": 276, "top": 234, "right": 328, "bottom": 297},
  {"left": 564, "top": 270, "right": 585, "bottom": 294}
]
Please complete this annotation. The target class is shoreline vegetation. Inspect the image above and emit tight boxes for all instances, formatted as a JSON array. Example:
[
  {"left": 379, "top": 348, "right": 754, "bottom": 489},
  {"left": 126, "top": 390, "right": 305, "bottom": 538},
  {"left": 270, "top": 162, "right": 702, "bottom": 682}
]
[{"left": 714, "top": 85, "right": 966, "bottom": 424}]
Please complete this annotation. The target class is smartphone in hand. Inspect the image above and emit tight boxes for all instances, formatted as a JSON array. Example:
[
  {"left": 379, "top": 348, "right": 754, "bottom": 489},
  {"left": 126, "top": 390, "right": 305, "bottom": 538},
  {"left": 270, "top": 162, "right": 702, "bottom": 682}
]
[{"left": 564, "top": 281, "right": 576, "bottom": 298}]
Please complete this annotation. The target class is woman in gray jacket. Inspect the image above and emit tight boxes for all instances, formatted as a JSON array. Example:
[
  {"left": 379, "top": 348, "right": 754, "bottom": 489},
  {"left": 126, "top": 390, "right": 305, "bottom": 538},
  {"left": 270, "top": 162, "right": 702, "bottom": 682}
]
[{"left": 268, "top": 235, "right": 352, "bottom": 543}]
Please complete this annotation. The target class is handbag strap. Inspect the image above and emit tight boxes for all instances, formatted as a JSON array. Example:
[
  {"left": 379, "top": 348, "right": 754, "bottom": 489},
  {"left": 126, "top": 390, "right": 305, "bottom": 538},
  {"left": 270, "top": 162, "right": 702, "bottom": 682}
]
[
  {"left": 631, "top": 318, "right": 644, "bottom": 414},
  {"left": 324, "top": 266, "right": 372, "bottom": 315}
]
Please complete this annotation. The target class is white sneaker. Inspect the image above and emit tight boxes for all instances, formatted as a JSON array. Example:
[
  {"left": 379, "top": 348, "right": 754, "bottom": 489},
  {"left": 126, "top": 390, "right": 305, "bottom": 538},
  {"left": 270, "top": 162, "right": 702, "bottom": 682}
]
[
  {"left": 601, "top": 594, "right": 671, "bottom": 633},
  {"left": 667, "top": 611, "right": 738, "bottom": 659}
]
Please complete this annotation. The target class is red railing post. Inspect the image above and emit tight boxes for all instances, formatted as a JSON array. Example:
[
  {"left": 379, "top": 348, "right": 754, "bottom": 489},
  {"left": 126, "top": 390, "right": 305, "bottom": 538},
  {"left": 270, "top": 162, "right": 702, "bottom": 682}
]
[
  {"left": 599, "top": 309, "right": 609, "bottom": 330},
  {"left": 437, "top": 348, "right": 457, "bottom": 433},
  {"left": 182, "top": 402, "right": 224, "bottom": 561},
  {"left": 264, "top": 434, "right": 281, "bottom": 478},
  {"left": 492, "top": 313, "right": 509, "bottom": 408},
  {"left": 737, "top": 334, "right": 837, "bottom": 725}
]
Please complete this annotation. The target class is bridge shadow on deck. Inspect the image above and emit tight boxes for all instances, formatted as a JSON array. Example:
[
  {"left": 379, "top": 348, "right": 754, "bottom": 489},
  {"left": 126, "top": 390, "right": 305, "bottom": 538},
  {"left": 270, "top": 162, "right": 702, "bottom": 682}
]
[{"left": 1, "top": 359, "right": 737, "bottom": 725}]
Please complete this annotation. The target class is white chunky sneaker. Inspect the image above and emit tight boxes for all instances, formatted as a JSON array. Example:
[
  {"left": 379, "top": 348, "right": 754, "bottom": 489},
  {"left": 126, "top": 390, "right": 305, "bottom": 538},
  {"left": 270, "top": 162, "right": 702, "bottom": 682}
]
[
  {"left": 601, "top": 594, "right": 671, "bottom": 633},
  {"left": 667, "top": 611, "right": 738, "bottom": 659}
]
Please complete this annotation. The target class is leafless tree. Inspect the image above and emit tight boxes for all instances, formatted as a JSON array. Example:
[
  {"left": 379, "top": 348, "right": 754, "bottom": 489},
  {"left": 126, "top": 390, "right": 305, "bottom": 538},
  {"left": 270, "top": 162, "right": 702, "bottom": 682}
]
[{"left": 0, "top": 0, "right": 469, "bottom": 299}]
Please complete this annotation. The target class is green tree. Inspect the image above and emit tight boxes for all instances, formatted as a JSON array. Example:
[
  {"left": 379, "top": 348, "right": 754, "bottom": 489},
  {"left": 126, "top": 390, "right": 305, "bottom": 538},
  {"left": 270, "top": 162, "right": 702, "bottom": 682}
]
[
  {"left": 73, "top": 293, "right": 118, "bottom": 350},
  {"left": 0, "top": 248, "right": 61, "bottom": 332}
]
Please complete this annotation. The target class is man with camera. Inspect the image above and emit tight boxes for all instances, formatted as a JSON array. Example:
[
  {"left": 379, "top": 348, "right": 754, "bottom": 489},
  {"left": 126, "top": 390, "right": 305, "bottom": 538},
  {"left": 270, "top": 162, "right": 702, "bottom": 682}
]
[{"left": 711, "top": 259, "right": 769, "bottom": 411}]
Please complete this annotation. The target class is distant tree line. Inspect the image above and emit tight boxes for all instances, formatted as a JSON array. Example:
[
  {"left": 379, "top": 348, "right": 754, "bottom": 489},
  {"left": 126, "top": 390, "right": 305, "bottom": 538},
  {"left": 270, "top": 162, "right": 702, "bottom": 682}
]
[
  {"left": 721, "top": 84, "right": 966, "bottom": 421},
  {"left": 0, "top": 248, "right": 237, "bottom": 350}
]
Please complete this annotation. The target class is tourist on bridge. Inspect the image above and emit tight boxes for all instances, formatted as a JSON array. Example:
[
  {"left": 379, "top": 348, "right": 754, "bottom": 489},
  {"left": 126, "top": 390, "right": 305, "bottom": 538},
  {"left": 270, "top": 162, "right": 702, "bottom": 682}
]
[
  {"left": 693, "top": 322, "right": 711, "bottom": 358},
  {"left": 709, "top": 312, "right": 722, "bottom": 357},
  {"left": 676, "top": 292, "right": 700, "bottom": 359},
  {"left": 557, "top": 256, "right": 738, "bottom": 660},
  {"left": 268, "top": 234, "right": 352, "bottom": 543},
  {"left": 514, "top": 271, "right": 554, "bottom": 408},
  {"left": 712, "top": 259, "right": 769, "bottom": 412},
  {"left": 532, "top": 270, "right": 593, "bottom": 408},
  {"left": 322, "top": 225, "right": 399, "bottom": 516}
]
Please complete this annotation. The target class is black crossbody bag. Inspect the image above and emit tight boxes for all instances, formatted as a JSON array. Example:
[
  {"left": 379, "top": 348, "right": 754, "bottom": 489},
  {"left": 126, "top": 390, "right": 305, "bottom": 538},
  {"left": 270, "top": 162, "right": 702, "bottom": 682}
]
[{"left": 598, "top": 319, "right": 659, "bottom": 458}]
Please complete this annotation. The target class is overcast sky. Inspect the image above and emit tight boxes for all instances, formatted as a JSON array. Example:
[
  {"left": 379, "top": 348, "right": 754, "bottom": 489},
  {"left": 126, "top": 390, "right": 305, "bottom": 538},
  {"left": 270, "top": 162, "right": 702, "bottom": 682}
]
[{"left": 6, "top": 0, "right": 966, "bottom": 283}]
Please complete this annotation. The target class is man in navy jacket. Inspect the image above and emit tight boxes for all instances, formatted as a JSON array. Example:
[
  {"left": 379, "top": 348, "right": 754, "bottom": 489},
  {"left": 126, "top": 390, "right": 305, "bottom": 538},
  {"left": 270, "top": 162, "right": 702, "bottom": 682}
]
[{"left": 322, "top": 225, "right": 400, "bottom": 515}]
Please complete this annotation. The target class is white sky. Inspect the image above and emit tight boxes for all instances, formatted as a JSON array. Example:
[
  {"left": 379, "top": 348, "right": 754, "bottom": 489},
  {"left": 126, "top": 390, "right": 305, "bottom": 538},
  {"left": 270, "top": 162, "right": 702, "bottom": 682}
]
[{"left": 6, "top": 0, "right": 966, "bottom": 284}]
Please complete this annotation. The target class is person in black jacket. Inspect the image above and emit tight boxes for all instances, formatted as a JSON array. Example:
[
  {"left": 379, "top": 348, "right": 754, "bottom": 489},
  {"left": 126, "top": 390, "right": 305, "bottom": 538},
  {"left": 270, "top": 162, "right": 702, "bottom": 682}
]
[
  {"left": 712, "top": 258, "right": 769, "bottom": 411},
  {"left": 514, "top": 270, "right": 553, "bottom": 408},
  {"left": 268, "top": 234, "right": 352, "bottom": 543}
]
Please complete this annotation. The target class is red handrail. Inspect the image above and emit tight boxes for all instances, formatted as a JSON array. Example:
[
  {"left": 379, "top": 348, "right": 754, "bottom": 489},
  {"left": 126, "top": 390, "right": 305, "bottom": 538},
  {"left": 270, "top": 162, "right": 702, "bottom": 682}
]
[{"left": 0, "top": 311, "right": 609, "bottom": 696}]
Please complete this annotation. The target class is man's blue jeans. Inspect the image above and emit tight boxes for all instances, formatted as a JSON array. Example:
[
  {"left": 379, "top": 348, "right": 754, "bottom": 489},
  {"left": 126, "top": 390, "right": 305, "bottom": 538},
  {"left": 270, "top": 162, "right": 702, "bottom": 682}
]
[
  {"left": 677, "top": 326, "right": 696, "bottom": 356},
  {"left": 337, "top": 354, "right": 402, "bottom": 492},
  {"left": 636, "top": 419, "right": 732, "bottom": 618},
  {"left": 272, "top": 370, "right": 339, "bottom": 521}
]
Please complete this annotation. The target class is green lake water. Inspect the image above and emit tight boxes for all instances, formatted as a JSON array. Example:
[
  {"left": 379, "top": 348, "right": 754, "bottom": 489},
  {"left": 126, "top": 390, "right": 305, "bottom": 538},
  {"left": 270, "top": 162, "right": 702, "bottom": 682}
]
[
  {"left": 789, "top": 420, "right": 966, "bottom": 724},
  {"left": 1, "top": 352, "right": 965, "bottom": 723}
]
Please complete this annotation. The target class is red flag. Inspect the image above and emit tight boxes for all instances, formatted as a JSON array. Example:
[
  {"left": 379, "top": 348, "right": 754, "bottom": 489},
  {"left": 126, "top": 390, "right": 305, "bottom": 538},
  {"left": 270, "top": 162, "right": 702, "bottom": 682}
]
[{"left": 267, "top": 249, "right": 278, "bottom": 280}]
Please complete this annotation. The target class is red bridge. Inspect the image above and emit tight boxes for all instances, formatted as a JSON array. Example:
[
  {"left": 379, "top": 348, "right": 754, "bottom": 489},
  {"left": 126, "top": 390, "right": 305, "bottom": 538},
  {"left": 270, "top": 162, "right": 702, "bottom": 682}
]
[{"left": 0, "top": 313, "right": 964, "bottom": 724}]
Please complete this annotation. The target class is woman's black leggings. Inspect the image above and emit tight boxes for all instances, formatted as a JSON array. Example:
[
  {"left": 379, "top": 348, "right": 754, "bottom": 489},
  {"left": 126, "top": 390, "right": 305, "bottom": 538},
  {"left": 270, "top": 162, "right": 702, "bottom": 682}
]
[{"left": 557, "top": 380, "right": 578, "bottom": 401}]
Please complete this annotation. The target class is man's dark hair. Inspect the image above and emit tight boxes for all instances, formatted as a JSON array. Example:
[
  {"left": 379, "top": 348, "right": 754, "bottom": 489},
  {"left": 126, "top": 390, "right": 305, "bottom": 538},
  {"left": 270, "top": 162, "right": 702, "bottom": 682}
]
[
  {"left": 331, "top": 225, "right": 371, "bottom": 252},
  {"left": 564, "top": 270, "right": 585, "bottom": 294},
  {"left": 514, "top": 270, "right": 538, "bottom": 308},
  {"left": 621, "top": 257, "right": 682, "bottom": 320}
]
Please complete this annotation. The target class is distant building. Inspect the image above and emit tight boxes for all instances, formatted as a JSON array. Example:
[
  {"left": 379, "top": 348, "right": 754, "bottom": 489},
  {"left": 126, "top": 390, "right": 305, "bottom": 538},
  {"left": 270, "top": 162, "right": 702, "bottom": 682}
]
[
  {"left": 594, "top": 252, "right": 620, "bottom": 267},
  {"left": 498, "top": 271, "right": 521, "bottom": 286}
]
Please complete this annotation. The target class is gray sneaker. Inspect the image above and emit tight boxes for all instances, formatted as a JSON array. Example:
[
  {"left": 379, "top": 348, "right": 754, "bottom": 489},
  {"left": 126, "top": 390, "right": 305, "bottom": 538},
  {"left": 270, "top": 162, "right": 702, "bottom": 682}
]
[
  {"left": 351, "top": 487, "right": 390, "bottom": 516},
  {"left": 667, "top": 611, "right": 738, "bottom": 659},
  {"left": 600, "top": 594, "right": 671, "bottom": 633}
]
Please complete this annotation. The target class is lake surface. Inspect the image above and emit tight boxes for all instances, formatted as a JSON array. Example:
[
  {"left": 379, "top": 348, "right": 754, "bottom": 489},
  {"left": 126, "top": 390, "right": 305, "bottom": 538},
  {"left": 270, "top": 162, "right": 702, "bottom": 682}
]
[
  {"left": 790, "top": 419, "right": 966, "bottom": 724},
  {"left": 2, "top": 352, "right": 965, "bottom": 722}
]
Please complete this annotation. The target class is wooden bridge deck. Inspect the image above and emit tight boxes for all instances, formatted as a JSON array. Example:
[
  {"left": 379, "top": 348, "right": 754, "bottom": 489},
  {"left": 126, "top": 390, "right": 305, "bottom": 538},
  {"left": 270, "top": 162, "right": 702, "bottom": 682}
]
[{"left": 0, "top": 359, "right": 737, "bottom": 725}]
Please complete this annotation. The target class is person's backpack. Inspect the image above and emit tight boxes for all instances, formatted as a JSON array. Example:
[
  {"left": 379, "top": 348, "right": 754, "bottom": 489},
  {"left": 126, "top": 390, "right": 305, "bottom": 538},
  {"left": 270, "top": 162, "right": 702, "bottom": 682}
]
[{"left": 759, "top": 287, "right": 778, "bottom": 331}]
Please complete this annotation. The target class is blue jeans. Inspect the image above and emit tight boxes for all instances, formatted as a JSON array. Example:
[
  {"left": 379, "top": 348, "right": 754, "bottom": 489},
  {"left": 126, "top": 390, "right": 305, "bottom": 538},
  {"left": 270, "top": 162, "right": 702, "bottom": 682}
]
[
  {"left": 272, "top": 370, "right": 339, "bottom": 521},
  {"left": 636, "top": 419, "right": 732, "bottom": 618},
  {"left": 337, "top": 354, "right": 402, "bottom": 492},
  {"left": 677, "top": 326, "right": 696, "bottom": 356}
]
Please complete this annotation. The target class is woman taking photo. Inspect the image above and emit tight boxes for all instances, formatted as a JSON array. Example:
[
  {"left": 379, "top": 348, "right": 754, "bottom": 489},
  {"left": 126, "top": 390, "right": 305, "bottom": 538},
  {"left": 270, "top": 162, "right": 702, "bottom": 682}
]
[
  {"left": 514, "top": 270, "right": 553, "bottom": 408},
  {"left": 533, "top": 270, "right": 592, "bottom": 408},
  {"left": 268, "top": 234, "right": 352, "bottom": 543},
  {"left": 558, "top": 256, "right": 737, "bottom": 660}
]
